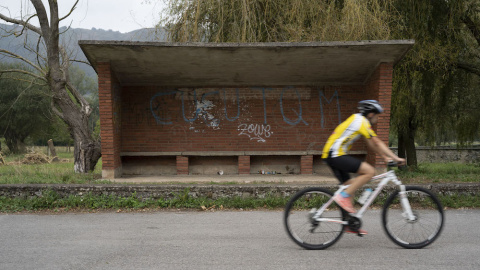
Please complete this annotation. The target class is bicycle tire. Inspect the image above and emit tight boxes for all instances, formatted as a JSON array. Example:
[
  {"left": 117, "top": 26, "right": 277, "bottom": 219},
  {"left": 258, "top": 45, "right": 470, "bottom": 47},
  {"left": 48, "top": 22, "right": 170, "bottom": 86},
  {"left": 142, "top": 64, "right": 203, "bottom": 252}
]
[
  {"left": 284, "top": 187, "right": 345, "bottom": 250},
  {"left": 382, "top": 186, "right": 444, "bottom": 249}
]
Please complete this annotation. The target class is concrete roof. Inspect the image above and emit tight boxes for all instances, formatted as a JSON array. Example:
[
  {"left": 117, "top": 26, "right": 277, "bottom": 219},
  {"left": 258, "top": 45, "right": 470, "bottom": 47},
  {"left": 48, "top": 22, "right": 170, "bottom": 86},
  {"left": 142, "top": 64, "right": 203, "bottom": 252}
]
[{"left": 79, "top": 40, "right": 414, "bottom": 87}]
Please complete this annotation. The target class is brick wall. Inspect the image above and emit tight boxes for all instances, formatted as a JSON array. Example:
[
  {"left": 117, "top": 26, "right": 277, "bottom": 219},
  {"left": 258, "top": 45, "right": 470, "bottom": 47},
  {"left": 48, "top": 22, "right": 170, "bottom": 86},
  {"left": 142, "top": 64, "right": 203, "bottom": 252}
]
[
  {"left": 365, "top": 62, "right": 394, "bottom": 169},
  {"left": 98, "top": 62, "right": 122, "bottom": 178},
  {"left": 98, "top": 63, "right": 393, "bottom": 177},
  {"left": 120, "top": 86, "right": 365, "bottom": 153}
]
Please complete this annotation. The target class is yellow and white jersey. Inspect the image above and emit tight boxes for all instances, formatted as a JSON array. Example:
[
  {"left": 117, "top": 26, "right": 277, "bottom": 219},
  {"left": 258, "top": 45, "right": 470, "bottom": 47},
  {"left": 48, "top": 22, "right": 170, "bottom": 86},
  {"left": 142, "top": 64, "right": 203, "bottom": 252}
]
[{"left": 321, "top": 114, "right": 377, "bottom": 158}]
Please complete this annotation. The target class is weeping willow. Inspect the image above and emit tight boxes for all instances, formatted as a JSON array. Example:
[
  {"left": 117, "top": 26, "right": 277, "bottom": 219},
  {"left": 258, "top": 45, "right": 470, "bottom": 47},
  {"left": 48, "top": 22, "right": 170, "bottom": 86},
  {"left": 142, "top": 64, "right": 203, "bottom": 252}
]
[
  {"left": 159, "top": 0, "right": 397, "bottom": 42},
  {"left": 158, "top": 0, "right": 480, "bottom": 150},
  {"left": 391, "top": 0, "right": 480, "bottom": 148}
]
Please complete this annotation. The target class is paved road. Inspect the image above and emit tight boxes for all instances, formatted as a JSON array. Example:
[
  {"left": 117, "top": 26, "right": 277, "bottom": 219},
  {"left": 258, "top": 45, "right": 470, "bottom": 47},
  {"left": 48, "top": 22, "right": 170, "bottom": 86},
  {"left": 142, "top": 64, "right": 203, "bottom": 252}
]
[{"left": 1, "top": 209, "right": 479, "bottom": 270}]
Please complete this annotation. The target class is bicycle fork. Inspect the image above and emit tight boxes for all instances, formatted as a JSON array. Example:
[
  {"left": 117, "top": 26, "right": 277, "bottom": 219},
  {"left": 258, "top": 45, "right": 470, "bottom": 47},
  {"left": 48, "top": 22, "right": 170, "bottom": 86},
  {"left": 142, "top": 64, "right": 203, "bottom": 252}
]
[{"left": 398, "top": 185, "right": 417, "bottom": 222}]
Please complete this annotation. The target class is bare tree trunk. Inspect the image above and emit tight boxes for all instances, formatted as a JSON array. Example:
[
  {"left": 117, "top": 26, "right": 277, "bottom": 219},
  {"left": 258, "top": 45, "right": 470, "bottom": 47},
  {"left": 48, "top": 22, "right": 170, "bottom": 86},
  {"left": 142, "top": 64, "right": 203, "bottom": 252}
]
[
  {"left": 397, "top": 130, "right": 406, "bottom": 159},
  {"left": 405, "top": 119, "right": 418, "bottom": 169},
  {"left": 54, "top": 85, "right": 101, "bottom": 172},
  {"left": 397, "top": 130, "right": 407, "bottom": 171}
]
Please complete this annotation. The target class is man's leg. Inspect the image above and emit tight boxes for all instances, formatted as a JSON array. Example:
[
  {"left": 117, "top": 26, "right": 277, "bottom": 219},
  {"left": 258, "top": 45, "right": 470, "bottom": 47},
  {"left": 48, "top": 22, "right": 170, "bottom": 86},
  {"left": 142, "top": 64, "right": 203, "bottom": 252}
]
[{"left": 343, "top": 162, "right": 375, "bottom": 196}]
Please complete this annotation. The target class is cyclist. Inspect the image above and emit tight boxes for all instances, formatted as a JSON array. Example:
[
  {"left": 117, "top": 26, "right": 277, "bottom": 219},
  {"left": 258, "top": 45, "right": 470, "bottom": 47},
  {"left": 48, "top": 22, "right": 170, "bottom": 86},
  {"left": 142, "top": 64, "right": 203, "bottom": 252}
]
[{"left": 322, "top": 100, "right": 405, "bottom": 233}]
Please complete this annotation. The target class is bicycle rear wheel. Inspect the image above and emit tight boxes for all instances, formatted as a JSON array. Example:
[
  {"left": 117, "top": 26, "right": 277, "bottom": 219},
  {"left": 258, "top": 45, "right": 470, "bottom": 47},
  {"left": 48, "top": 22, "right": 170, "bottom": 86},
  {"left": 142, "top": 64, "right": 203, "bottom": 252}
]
[
  {"left": 284, "top": 187, "right": 345, "bottom": 250},
  {"left": 382, "top": 186, "right": 444, "bottom": 249}
]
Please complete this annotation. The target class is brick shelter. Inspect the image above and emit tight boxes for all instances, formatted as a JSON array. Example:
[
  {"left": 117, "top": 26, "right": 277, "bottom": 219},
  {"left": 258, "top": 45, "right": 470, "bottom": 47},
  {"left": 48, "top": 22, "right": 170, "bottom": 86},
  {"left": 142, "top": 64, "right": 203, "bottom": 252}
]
[{"left": 79, "top": 40, "right": 413, "bottom": 178}]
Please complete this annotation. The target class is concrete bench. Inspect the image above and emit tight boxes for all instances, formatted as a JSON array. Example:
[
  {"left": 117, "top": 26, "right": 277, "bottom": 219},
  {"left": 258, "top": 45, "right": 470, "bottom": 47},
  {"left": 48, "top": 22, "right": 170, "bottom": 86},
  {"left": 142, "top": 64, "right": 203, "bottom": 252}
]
[{"left": 119, "top": 151, "right": 367, "bottom": 175}]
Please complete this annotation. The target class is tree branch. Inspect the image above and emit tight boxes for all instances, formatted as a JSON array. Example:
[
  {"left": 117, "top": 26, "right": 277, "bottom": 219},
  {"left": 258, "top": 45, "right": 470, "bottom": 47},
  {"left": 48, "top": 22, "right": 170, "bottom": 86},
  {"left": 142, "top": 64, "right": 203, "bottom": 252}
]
[
  {"left": 0, "top": 69, "right": 47, "bottom": 82},
  {"left": 70, "top": 59, "right": 93, "bottom": 67},
  {"left": 457, "top": 61, "right": 480, "bottom": 77},
  {"left": 0, "top": 49, "right": 46, "bottom": 75},
  {"left": 30, "top": 0, "right": 51, "bottom": 44},
  {"left": 48, "top": 0, "right": 59, "bottom": 32},
  {"left": 0, "top": 12, "right": 42, "bottom": 35},
  {"left": 51, "top": 101, "right": 65, "bottom": 120},
  {"left": 59, "top": 0, "right": 80, "bottom": 22},
  {"left": 66, "top": 81, "right": 92, "bottom": 117},
  {"left": 462, "top": 15, "right": 480, "bottom": 46},
  {"left": 35, "top": 34, "right": 47, "bottom": 68},
  {"left": 0, "top": 77, "right": 42, "bottom": 120}
]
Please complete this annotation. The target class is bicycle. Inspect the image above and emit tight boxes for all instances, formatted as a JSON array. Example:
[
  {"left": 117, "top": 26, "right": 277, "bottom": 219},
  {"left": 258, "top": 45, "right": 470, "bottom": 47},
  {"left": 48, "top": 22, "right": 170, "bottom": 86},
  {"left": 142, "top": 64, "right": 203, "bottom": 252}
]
[{"left": 283, "top": 162, "right": 444, "bottom": 250}]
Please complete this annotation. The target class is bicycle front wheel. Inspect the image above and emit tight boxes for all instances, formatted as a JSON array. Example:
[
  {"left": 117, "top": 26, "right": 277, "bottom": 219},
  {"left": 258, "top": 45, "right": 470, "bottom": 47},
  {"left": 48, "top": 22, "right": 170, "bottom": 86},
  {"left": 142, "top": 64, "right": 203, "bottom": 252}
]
[
  {"left": 284, "top": 187, "right": 345, "bottom": 250},
  {"left": 382, "top": 186, "right": 444, "bottom": 249}
]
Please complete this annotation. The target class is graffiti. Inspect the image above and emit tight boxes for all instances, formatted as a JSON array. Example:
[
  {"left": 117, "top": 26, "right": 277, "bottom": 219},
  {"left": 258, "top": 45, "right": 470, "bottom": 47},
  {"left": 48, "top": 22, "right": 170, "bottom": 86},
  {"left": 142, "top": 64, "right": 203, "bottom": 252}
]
[
  {"left": 151, "top": 91, "right": 176, "bottom": 125},
  {"left": 279, "top": 86, "right": 308, "bottom": 126},
  {"left": 319, "top": 90, "right": 341, "bottom": 128},
  {"left": 224, "top": 88, "right": 240, "bottom": 122},
  {"left": 147, "top": 87, "right": 341, "bottom": 128},
  {"left": 238, "top": 124, "right": 272, "bottom": 143},
  {"left": 196, "top": 99, "right": 220, "bottom": 129}
]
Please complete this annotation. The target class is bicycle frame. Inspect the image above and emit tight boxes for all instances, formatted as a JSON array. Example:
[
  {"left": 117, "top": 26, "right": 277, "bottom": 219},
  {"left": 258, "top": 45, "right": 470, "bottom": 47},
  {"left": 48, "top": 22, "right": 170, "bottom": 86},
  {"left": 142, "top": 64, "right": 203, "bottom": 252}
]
[{"left": 312, "top": 169, "right": 416, "bottom": 224}]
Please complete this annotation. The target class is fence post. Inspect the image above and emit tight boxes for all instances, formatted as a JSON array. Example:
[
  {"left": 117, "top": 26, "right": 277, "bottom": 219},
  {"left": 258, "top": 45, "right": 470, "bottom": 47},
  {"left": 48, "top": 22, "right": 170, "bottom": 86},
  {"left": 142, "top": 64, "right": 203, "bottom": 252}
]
[{"left": 47, "top": 139, "right": 59, "bottom": 162}]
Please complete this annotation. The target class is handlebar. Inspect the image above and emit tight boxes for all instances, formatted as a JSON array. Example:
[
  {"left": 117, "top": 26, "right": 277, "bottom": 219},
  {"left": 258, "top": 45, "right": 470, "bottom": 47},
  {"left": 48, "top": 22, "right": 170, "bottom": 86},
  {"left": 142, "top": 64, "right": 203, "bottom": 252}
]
[
  {"left": 387, "top": 160, "right": 398, "bottom": 167},
  {"left": 387, "top": 160, "right": 407, "bottom": 169}
]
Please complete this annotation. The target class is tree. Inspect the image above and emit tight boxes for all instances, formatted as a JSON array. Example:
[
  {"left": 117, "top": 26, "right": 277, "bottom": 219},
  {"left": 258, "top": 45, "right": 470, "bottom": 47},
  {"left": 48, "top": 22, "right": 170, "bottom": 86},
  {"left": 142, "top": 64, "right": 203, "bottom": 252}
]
[
  {"left": 68, "top": 65, "right": 99, "bottom": 135},
  {"left": 390, "top": 0, "right": 480, "bottom": 167},
  {"left": 0, "top": 0, "right": 101, "bottom": 172},
  {"left": 159, "top": 0, "right": 396, "bottom": 42},
  {"left": 0, "top": 62, "right": 50, "bottom": 153}
]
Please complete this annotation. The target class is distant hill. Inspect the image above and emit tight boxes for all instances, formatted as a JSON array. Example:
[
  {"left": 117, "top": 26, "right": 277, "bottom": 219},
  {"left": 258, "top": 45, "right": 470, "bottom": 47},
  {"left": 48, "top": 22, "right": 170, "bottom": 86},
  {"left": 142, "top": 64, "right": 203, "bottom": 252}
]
[{"left": 0, "top": 23, "right": 166, "bottom": 77}]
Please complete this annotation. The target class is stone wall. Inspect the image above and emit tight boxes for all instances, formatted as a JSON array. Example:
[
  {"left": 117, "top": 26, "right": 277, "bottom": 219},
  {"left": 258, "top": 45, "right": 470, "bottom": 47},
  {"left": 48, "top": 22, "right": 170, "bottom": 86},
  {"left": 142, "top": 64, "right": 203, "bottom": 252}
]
[
  {"left": 392, "top": 147, "right": 480, "bottom": 163},
  {"left": 1, "top": 183, "right": 478, "bottom": 200}
]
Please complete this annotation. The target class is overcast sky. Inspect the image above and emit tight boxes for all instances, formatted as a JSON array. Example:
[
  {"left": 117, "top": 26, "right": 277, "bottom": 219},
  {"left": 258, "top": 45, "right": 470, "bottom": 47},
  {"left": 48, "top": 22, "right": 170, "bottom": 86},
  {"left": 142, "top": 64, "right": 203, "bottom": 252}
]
[{"left": 0, "top": 0, "right": 167, "bottom": 33}]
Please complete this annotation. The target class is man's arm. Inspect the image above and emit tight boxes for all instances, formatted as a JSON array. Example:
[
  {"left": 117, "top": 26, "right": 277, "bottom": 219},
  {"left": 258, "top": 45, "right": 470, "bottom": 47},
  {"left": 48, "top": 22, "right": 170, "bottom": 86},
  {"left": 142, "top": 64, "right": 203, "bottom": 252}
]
[{"left": 364, "top": 137, "right": 406, "bottom": 165}]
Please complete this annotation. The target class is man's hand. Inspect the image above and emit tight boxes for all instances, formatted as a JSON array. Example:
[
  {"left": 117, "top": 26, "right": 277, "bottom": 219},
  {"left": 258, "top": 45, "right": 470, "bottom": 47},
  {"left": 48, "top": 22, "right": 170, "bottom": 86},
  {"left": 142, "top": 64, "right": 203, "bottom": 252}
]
[
  {"left": 383, "top": 157, "right": 406, "bottom": 166},
  {"left": 394, "top": 157, "right": 406, "bottom": 166}
]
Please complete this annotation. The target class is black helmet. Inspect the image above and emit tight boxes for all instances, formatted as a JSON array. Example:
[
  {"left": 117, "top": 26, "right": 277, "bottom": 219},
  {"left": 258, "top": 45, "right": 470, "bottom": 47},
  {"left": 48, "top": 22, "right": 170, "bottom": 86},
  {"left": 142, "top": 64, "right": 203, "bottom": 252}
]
[{"left": 358, "top": 100, "right": 383, "bottom": 115}]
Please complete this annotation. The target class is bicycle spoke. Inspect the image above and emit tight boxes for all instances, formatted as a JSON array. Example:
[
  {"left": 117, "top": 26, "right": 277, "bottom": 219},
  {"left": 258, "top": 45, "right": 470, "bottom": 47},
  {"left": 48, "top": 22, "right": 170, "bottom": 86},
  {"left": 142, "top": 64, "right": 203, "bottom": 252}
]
[
  {"left": 382, "top": 187, "right": 444, "bottom": 249},
  {"left": 284, "top": 188, "right": 345, "bottom": 250}
]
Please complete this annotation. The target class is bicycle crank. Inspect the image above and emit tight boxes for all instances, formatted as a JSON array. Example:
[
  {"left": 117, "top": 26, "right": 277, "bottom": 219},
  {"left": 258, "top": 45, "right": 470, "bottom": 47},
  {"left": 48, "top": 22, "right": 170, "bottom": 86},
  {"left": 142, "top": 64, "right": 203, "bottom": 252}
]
[{"left": 347, "top": 216, "right": 363, "bottom": 237}]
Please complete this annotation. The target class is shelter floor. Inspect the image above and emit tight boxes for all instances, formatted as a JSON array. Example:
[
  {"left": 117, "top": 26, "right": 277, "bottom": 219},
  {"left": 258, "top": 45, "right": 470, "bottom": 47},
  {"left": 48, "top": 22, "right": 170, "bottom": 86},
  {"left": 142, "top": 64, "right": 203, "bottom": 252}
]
[{"left": 109, "top": 174, "right": 338, "bottom": 185}]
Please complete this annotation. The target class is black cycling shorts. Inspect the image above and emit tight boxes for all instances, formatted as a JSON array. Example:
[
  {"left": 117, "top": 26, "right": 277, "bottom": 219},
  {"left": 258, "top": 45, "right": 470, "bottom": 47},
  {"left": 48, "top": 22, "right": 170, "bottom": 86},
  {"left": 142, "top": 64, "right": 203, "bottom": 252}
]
[{"left": 325, "top": 154, "right": 362, "bottom": 184}]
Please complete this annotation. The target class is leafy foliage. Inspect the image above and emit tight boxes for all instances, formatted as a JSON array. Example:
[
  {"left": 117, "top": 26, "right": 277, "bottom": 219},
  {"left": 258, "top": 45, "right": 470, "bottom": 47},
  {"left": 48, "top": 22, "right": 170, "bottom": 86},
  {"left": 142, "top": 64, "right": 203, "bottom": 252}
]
[
  {"left": 0, "top": 62, "right": 50, "bottom": 153},
  {"left": 160, "top": 0, "right": 396, "bottom": 42},
  {"left": 391, "top": 0, "right": 480, "bottom": 148}
]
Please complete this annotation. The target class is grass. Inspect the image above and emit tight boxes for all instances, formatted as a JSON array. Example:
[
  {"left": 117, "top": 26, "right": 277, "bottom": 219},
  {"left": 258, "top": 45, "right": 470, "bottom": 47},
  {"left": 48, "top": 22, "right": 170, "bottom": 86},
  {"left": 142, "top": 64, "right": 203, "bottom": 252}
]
[
  {"left": 0, "top": 151, "right": 105, "bottom": 185},
  {"left": 3, "top": 159, "right": 479, "bottom": 185},
  {"left": 0, "top": 150, "right": 479, "bottom": 211},
  {"left": 0, "top": 188, "right": 478, "bottom": 213},
  {"left": 0, "top": 189, "right": 290, "bottom": 213},
  {"left": 395, "top": 163, "right": 480, "bottom": 184}
]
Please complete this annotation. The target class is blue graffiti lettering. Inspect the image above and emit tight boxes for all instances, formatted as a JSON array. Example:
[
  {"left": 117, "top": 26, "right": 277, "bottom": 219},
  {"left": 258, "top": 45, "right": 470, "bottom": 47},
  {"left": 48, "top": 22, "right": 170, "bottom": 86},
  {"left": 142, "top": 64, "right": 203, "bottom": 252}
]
[
  {"left": 181, "top": 90, "right": 199, "bottom": 122},
  {"left": 280, "top": 86, "right": 308, "bottom": 126},
  {"left": 318, "top": 90, "right": 341, "bottom": 128},
  {"left": 150, "top": 91, "right": 177, "bottom": 125},
  {"left": 224, "top": 88, "right": 240, "bottom": 121}
]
